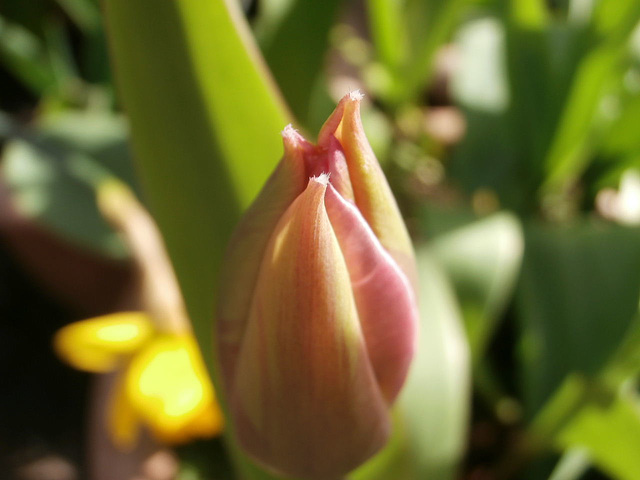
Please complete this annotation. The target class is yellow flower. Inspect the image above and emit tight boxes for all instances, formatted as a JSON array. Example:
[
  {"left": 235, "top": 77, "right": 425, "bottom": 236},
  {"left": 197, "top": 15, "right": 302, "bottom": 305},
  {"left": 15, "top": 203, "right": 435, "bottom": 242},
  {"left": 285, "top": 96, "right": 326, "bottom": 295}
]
[{"left": 54, "top": 311, "right": 223, "bottom": 449}]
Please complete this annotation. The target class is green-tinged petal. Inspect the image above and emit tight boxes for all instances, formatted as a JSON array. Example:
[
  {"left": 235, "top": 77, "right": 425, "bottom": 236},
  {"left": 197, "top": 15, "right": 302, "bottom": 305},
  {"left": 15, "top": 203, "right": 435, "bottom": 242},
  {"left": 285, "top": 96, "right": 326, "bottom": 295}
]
[
  {"left": 54, "top": 312, "right": 153, "bottom": 373},
  {"left": 217, "top": 128, "right": 309, "bottom": 387},
  {"left": 325, "top": 184, "right": 418, "bottom": 403},
  {"left": 231, "top": 177, "right": 390, "bottom": 479},
  {"left": 322, "top": 92, "right": 417, "bottom": 288}
]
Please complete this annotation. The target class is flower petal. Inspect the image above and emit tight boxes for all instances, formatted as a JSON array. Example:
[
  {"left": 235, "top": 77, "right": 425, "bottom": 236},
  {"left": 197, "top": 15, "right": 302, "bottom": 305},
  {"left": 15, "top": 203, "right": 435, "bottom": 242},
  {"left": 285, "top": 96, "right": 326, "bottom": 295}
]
[
  {"left": 323, "top": 92, "right": 417, "bottom": 289},
  {"left": 54, "top": 312, "right": 153, "bottom": 373},
  {"left": 126, "top": 335, "right": 222, "bottom": 444},
  {"left": 217, "top": 127, "right": 309, "bottom": 385},
  {"left": 325, "top": 184, "right": 419, "bottom": 403},
  {"left": 108, "top": 370, "right": 140, "bottom": 450},
  {"left": 231, "top": 177, "right": 390, "bottom": 479}
]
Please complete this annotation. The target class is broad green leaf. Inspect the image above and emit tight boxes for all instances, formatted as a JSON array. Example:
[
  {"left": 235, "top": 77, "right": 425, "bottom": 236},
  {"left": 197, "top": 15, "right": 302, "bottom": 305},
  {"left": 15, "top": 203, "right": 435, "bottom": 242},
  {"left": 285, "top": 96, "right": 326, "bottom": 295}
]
[
  {"left": 517, "top": 221, "right": 640, "bottom": 416},
  {"left": 352, "top": 247, "right": 471, "bottom": 480},
  {"left": 1, "top": 110, "right": 134, "bottom": 258},
  {"left": 450, "top": 15, "right": 536, "bottom": 210},
  {"left": 103, "top": 0, "right": 290, "bottom": 361},
  {"left": 103, "top": 1, "right": 290, "bottom": 478},
  {"left": 604, "top": 318, "right": 640, "bottom": 388},
  {"left": 431, "top": 212, "right": 523, "bottom": 360},
  {"left": 501, "top": 2, "right": 556, "bottom": 200}
]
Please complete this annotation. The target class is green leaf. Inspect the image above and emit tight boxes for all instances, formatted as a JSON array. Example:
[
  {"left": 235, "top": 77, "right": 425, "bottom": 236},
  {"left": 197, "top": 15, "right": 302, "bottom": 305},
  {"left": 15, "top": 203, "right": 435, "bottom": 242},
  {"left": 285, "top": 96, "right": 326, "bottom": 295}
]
[
  {"left": 540, "top": 0, "right": 640, "bottom": 191},
  {"left": 556, "top": 390, "right": 640, "bottom": 480},
  {"left": 517, "top": 221, "right": 640, "bottom": 416},
  {"left": 431, "top": 212, "right": 524, "bottom": 360},
  {"left": 449, "top": 15, "right": 530, "bottom": 209},
  {"left": 103, "top": 0, "right": 290, "bottom": 360},
  {"left": 402, "top": 249, "right": 471, "bottom": 479},
  {"left": 52, "top": 0, "right": 101, "bottom": 33},
  {"left": 548, "top": 448, "right": 591, "bottom": 480},
  {"left": 600, "top": 92, "right": 640, "bottom": 158},
  {"left": 255, "top": 0, "right": 342, "bottom": 129},
  {"left": 1, "top": 109, "right": 135, "bottom": 258},
  {"left": 452, "top": 16, "right": 509, "bottom": 115},
  {"left": 0, "top": 15, "right": 56, "bottom": 94},
  {"left": 522, "top": 317, "right": 640, "bottom": 479},
  {"left": 543, "top": 44, "right": 627, "bottom": 190},
  {"left": 103, "top": 1, "right": 291, "bottom": 478},
  {"left": 365, "top": 0, "right": 408, "bottom": 73},
  {"left": 400, "top": 0, "right": 476, "bottom": 104}
]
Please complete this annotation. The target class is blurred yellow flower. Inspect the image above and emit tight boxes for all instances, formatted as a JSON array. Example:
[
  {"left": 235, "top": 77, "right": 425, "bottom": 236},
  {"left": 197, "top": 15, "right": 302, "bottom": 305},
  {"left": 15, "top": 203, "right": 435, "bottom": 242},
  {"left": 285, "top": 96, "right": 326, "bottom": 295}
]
[{"left": 55, "top": 311, "right": 223, "bottom": 449}]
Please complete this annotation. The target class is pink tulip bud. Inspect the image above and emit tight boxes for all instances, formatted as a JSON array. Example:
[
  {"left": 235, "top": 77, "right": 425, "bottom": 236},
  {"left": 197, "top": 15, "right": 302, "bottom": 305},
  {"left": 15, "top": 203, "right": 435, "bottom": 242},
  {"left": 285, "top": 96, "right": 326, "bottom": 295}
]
[{"left": 216, "top": 92, "right": 418, "bottom": 479}]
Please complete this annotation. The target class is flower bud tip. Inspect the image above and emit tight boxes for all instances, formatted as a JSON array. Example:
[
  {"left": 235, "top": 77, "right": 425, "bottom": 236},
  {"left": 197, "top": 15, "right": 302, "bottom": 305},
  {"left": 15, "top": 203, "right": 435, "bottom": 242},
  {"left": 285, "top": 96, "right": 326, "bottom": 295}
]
[
  {"left": 312, "top": 172, "right": 331, "bottom": 186},
  {"left": 349, "top": 89, "right": 364, "bottom": 101},
  {"left": 281, "top": 124, "right": 301, "bottom": 144}
]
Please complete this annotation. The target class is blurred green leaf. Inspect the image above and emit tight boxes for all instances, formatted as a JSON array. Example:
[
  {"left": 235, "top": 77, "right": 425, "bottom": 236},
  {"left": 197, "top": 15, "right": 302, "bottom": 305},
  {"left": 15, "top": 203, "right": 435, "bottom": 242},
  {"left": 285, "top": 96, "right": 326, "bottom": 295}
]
[
  {"left": 600, "top": 92, "right": 640, "bottom": 158},
  {"left": 502, "top": 4, "right": 559, "bottom": 204},
  {"left": 353, "top": 247, "right": 470, "bottom": 480},
  {"left": 452, "top": 17, "right": 509, "bottom": 114},
  {"left": 43, "top": 18, "right": 83, "bottom": 95},
  {"left": 401, "top": 0, "right": 475, "bottom": 104},
  {"left": 501, "top": 0, "right": 640, "bottom": 195},
  {"left": 556, "top": 389, "right": 640, "bottom": 480},
  {"left": 431, "top": 211, "right": 523, "bottom": 360},
  {"left": 401, "top": 248, "right": 471, "bottom": 479},
  {"left": 53, "top": 0, "right": 100, "bottom": 33},
  {"left": 1, "top": 109, "right": 134, "bottom": 258},
  {"left": 255, "top": 0, "right": 341, "bottom": 130},
  {"left": 543, "top": 43, "right": 630, "bottom": 191},
  {"left": 522, "top": 316, "right": 640, "bottom": 479},
  {"left": 509, "top": 0, "right": 548, "bottom": 28},
  {"left": 547, "top": 448, "right": 591, "bottom": 480},
  {"left": 365, "top": 0, "right": 408, "bottom": 73},
  {"left": 450, "top": 16, "right": 526, "bottom": 207},
  {"left": 517, "top": 221, "right": 640, "bottom": 416},
  {"left": 0, "top": 15, "right": 56, "bottom": 94}
]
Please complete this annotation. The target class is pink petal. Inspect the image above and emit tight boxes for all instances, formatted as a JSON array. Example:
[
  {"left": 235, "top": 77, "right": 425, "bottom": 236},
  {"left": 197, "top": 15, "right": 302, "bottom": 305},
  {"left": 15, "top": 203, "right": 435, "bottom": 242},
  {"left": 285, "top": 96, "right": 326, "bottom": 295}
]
[
  {"left": 321, "top": 93, "right": 418, "bottom": 291},
  {"left": 217, "top": 127, "right": 309, "bottom": 387},
  {"left": 325, "top": 184, "right": 418, "bottom": 403},
  {"left": 231, "top": 177, "right": 390, "bottom": 479}
]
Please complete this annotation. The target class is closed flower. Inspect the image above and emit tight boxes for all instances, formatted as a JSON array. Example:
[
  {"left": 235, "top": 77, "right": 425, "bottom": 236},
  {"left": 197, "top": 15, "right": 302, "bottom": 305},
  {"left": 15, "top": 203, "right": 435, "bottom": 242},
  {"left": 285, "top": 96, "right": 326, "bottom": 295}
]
[{"left": 217, "top": 92, "right": 418, "bottom": 479}]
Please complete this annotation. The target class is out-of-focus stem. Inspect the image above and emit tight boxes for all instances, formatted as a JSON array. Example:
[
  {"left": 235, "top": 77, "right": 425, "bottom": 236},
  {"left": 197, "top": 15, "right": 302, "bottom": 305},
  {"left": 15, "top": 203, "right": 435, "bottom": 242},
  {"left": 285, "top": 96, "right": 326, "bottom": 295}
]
[{"left": 97, "top": 180, "right": 189, "bottom": 334}]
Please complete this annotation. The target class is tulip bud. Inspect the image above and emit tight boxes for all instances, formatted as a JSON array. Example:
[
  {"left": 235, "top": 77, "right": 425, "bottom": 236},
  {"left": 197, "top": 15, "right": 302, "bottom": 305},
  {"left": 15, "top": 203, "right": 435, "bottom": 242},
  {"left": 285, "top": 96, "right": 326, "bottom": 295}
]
[{"left": 217, "top": 92, "right": 418, "bottom": 479}]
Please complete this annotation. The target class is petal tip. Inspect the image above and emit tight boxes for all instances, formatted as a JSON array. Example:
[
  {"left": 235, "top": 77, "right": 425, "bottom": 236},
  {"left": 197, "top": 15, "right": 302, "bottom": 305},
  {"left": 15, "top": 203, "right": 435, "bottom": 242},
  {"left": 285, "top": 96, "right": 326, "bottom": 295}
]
[
  {"left": 311, "top": 172, "right": 331, "bottom": 186},
  {"left": 281, "top": 124, "right": 305, "bottom": 147},
  {"left": 282, "top": 124, "right": 314, "bottom": 158},
  {"left": 349, "top": 89, "right": 365, "bottom": 102}
]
